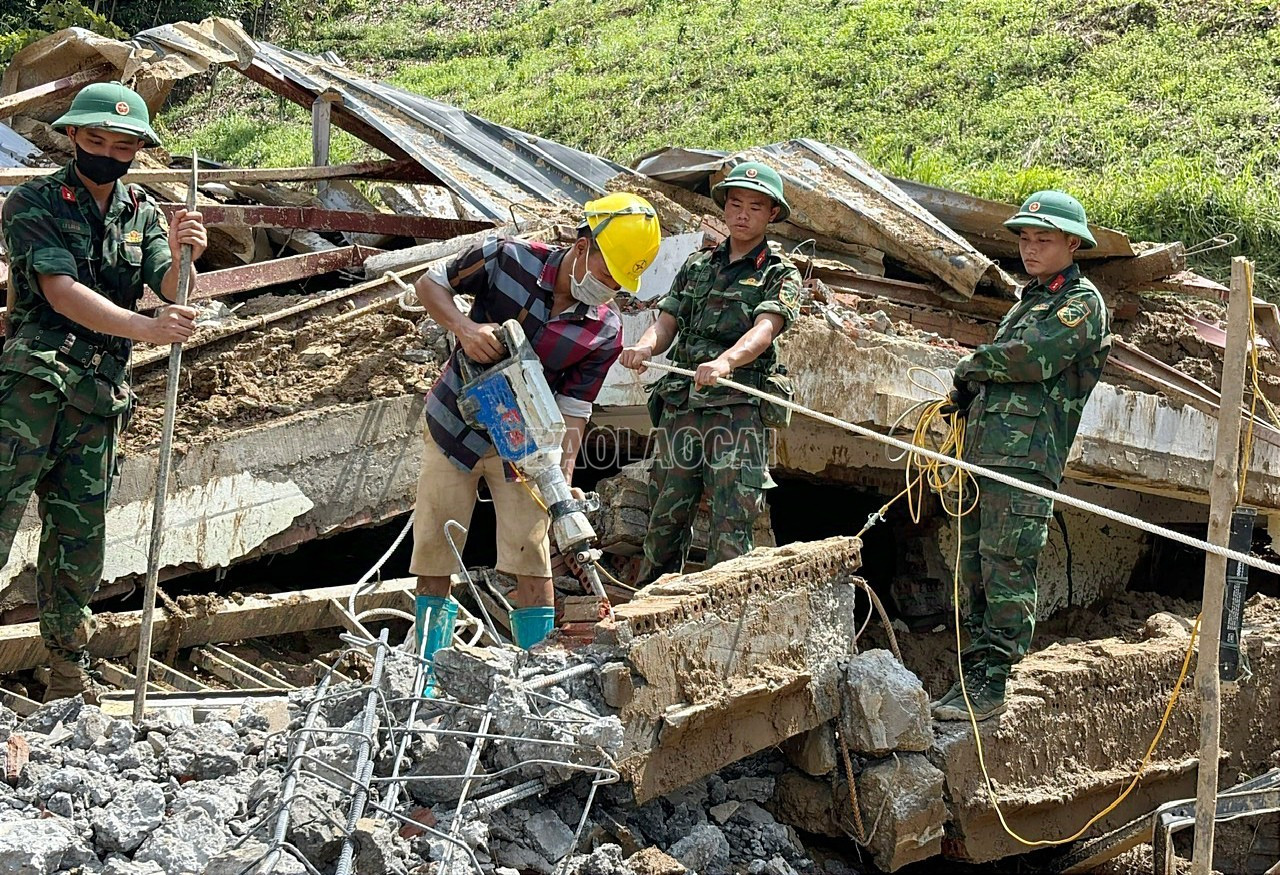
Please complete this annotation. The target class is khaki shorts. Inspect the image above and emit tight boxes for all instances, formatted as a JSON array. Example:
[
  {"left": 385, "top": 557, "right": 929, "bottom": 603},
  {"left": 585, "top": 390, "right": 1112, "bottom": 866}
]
[{"left": 410, "top": 430, "right": 552, "bottom": 578}]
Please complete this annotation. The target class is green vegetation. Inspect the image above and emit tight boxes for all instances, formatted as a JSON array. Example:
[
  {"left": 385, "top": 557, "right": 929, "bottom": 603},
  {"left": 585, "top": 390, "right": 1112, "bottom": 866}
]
[{"left": 162, "top": 0, "right": 1280, "bottom": 288}]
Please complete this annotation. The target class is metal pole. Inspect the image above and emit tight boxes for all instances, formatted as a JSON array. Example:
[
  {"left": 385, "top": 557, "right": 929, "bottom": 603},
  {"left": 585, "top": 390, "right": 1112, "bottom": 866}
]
[
  {"left": 1191, "top": 256, "right": 1253, "bottom": 874},
  {"left": 132, "top": 153, "right": 198, "bottom": 724}
]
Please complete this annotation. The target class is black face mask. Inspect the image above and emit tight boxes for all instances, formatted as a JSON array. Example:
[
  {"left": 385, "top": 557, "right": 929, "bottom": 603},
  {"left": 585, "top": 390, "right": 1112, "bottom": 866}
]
[{"left": 74, "top": 143, "right": 132, "bottom": 185}]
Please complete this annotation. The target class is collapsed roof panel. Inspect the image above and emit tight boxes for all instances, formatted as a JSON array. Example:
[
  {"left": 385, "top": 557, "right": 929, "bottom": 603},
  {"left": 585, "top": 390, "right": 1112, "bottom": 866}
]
[
  {"left": 0, "top": 123, "right": 38, "bottom": 194},
  {"left": 245, "top": 41, "right": 627, "bottom": 222},
  {"left": 889, "top": 176, "right": 1135, "bottom": 260},
  {"left": 0, "top": 19, "right": 255, "bottom": 122},
  {"left": 637, "top": 139, "right": 1017, "bottom": 299}
]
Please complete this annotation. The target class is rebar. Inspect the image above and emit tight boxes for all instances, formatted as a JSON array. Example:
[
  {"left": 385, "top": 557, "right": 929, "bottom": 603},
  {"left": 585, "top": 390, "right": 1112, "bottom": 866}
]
[
  {"left": 333, "top": 628, "right": 391, "bottom": 875},
  {"left": 247, "top": 613, "right": 615, "bottom": 875}
]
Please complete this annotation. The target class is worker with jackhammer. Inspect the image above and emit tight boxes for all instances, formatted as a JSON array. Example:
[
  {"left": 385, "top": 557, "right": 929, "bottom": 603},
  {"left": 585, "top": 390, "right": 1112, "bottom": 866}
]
[
  {"left": 621, "top": 162, "right": 801, "bottom": 583},
  {"left": 932, "top": 190, "right": 1112, "bottom": 722},
  {"left": 0, "top": 83, "right": 206, "bottom": 703},
  {"left": 410, "top": 193, "right": 660, "bottom": 688}
]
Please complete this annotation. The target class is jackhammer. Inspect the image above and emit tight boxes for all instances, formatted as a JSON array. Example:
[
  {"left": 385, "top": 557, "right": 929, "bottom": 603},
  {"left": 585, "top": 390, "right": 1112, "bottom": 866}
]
[{"left": 456, "top": 319, "right": 614, "bottom": 620}]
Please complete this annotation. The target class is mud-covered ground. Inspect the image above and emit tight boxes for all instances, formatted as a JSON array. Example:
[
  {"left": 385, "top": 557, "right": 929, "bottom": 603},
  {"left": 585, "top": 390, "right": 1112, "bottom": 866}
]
[{"left": 123, "top": 302, "right": 440, "bottom": 454}]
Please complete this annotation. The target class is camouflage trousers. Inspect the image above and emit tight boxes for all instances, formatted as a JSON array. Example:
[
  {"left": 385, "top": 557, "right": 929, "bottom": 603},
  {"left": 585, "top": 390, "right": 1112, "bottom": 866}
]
[
  {"left": 0, "top": 372, "right": 118, "bottom": 663},
  {"left": 958, "top": 469, "right": 1055, "bottom": 669},
  {"left": 639, "top": 404, "right": 772, "bottom": 581}
]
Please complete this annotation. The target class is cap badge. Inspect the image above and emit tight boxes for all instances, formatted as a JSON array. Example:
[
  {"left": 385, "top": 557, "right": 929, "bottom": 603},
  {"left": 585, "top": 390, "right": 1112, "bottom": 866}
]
[
  {"left": 745, "top": 167, "right": 758, "bottom": 179},
  {"left": 1028, "top": 201, "right": 1041, "bottom": 212},
  {"left": 115, "top": 101, "right": 130, "bottom": 116}
]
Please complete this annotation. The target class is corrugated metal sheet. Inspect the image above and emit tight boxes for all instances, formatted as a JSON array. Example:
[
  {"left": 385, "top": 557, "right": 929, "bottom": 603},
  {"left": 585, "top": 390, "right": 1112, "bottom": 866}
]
[
  {"left": 0, "top": 123, "right": 38, "bottom": 196},
  {"left": 244, "top": 42, "right": 626, "bottom": 222}
]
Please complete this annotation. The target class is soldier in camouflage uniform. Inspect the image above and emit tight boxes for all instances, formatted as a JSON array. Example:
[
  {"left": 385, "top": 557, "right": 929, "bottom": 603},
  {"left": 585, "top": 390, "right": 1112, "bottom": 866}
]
[
  {"left": 621, "top": 162, "right": 802, "bottom": 582},
  {"left": 0, "top": 83, "right": 206, "bottom": 703},
  {"left": 932, "top": 190, "right": 1112, "bottom": 721}
]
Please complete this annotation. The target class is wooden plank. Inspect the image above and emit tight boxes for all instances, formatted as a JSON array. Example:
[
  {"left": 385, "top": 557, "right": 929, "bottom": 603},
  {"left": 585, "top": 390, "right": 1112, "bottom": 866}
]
[
  {"left": 0, "top": 578, "right": 421, "bottom": 675},
  {"left": 192, "top": 647, "right": 286, "bottom": 691},
  {"left": 95, "top": 660, "right": 166, "bottom": 693},
  {"left": 1145, "top": 270, "right": 1229, "bottom": 300},
  {"left": 131, "top": 263, "right": 436, "bottom": 370},
  {"left": 155, "top": 202, "right": 491, "bottom": 239},
  {"left": 312, "top": 90, "right": 342, "bottom": 198},
  {"left": 1191, "top": 257, "right": 1253, "bottom": 874},
  {"left": 0, "top": 687, "right": 39, "bottom": 718},
  {"left": 149, "top": 659, "right": 211, "bottom": 693},
  {"left": 796, "top": 254, "right": 1009, "bottom": 321},
  {"left": 0, "top": 63, "right": 115, "bottom": 121},
  {"left": 1089, "top": 243, "right": 1186, "bottom": 291},
  {"left": 329, "top": 599, "right": 371, "bottom": 638},
  {"left": 0, "top": 158, "right": 435, "bottom": 187},
  {"left": 194, "top": 646, "right": 293, "bottom": 690}
]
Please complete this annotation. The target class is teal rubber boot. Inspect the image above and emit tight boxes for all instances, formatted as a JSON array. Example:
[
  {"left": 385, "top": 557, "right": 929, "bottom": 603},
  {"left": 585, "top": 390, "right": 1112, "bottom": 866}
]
[
  {"left": 414, "top": 595, "right": 459, "bottom": 698},
  {"left": 510, "top": 606, "right": 556, "bottom": 650}
]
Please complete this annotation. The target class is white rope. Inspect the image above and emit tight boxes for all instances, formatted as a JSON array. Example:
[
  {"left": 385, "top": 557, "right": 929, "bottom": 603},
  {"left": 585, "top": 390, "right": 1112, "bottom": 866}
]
[{"left": 642, "top": 361, "right": 1280, "bottom": 577}]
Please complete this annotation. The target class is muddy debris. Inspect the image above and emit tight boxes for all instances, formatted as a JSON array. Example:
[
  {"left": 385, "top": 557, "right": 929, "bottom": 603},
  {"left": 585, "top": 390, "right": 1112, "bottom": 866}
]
[{"left": 124, "top": 306, "right": 440, "bottom": 454}]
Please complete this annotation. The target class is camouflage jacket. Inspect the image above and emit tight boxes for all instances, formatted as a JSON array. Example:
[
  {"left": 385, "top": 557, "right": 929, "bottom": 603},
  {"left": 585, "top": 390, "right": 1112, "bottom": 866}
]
[
  {"left": 0, "top": 161, "right": 172, "bottom": 415},
  {"left": 654, "top": 238, "right": 802, "bottom": 409},
  {"left": 957, "top": 264, "right": 1112, "bottom": 485}
]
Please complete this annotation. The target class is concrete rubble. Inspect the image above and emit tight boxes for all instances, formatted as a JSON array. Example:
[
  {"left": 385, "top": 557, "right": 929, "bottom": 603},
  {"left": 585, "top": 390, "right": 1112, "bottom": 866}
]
[{"left": 0, "top": 14, "right": 1279, "bottom": 875}]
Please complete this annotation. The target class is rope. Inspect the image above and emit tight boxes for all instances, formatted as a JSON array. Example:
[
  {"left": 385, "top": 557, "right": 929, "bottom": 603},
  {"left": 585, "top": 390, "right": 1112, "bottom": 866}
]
[
  {"left": 640, "top": 358, "right": 1230, "bottom": 848},
  {"left": 639, "top": 360, "right": 1280, "bottom": 577}
]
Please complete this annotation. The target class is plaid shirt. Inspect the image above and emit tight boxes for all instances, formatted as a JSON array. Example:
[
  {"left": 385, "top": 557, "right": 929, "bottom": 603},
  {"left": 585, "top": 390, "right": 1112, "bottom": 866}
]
[{"left": 425, "top": 236, "right": 623, "bottom": 474}]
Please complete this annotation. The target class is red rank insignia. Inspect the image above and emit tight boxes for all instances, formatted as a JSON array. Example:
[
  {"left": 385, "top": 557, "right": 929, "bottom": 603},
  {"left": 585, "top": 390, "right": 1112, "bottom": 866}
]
[{"left": 60, "top": 186, "right": 76, "bottom": 203}]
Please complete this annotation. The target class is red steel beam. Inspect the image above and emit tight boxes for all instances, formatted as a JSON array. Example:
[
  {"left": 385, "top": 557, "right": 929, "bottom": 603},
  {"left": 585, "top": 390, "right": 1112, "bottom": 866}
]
[
  {"left": 137, "top": 245, "right": 381, "bottom": 309},
  {"left": 157, "top": 203, "right": 491, "bottom": 240}
]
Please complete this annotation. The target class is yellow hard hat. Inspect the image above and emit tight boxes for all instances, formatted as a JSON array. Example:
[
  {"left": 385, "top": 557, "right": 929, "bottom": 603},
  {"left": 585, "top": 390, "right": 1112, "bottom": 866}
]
[{"left": 583, "top": 192, "right": 661, "bottom": 293}]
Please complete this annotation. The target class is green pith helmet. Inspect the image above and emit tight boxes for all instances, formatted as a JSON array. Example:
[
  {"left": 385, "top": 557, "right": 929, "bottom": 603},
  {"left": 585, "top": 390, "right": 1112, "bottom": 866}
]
[
  {"left": 711, "top": 161, "right": 791, "bottom": 222},
  {"left": 1003, "top": 190, "right": 1097, "bottom": 250},
  {"left": 52, "top": 82, "right": 161, "bottom": 147}
]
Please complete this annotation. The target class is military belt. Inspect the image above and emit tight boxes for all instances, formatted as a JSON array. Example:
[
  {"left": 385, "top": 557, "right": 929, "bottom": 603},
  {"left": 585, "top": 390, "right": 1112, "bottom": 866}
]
[{"left": 14, "top": 325, "right": 129, "bottom": 384}]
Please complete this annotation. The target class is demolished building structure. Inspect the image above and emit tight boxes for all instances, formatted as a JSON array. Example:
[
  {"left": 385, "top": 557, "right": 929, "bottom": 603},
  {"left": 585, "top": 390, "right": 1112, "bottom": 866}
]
[{"left": 1, "top": 16, "right": 1279, "bottom": 875}]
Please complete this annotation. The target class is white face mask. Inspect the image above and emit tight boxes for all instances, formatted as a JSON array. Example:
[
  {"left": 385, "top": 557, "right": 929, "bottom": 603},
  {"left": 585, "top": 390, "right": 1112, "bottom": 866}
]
[{"left": 569, "top": 240, "right": 617, "bottom": 306}]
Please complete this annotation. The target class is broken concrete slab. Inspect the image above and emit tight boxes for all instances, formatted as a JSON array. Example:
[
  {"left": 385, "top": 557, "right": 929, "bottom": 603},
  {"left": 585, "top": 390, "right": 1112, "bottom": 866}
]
[
  {"left": 842, "top": 650, "right": 932, "bottom": 756},
  {"left": 133, "top": 807, "right": 229, "bottom": 874},
  {"left": 931, "top": 597, "right": 1280, "bottom": 863},
  {"left": 611, "top": 537, "right": 863, "bottom": 802},
  {"left": 856, "top": 753, "right": 946, "bottom": 871},
  {"left": 0, "top": 393, "right": 424, "bottom": 614}
]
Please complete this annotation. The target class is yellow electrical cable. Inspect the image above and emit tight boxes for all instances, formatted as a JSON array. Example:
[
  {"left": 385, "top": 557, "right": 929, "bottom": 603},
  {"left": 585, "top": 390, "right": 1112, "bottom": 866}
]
[
  {"left": 886, "top": 370, "right": 1203, "bottom": 848},
  {"left": 948, "top": 467, "right": 1202, "bottom": 847},
  {"left": 515, "top": 473, "right": 550, "bottom": 513}
]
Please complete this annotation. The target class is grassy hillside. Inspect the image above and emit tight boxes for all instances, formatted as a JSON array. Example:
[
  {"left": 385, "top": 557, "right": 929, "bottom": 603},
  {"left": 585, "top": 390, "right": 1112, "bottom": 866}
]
[{"left": 165, "top": 0, "right": 1280, "bottom": 288}]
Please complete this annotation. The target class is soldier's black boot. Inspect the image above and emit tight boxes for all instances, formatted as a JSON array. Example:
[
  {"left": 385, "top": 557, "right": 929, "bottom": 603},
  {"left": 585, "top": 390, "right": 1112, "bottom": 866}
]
[
  {"left": 45, "top": 654, "right": 106, "bottom": 706},
  {"left": 930, "top": 654, "right": 988, "bottom": 716},
  {"left": 933, "top": 663, "right": 1009, "bottom": 722}
]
